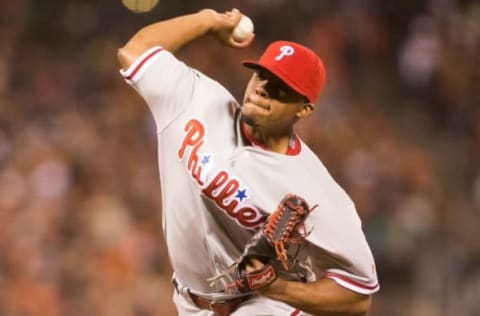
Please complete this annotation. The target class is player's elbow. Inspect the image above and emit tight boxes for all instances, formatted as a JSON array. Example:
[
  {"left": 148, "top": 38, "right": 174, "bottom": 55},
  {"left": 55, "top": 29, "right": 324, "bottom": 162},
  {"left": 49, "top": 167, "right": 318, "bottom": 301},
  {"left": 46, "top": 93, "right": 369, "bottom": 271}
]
[
  {"left": 117, "top": 47, "right": 132, "bottom": 69},
  {"left": 117, "top": 41, "right": 152, "bottom": 69}
]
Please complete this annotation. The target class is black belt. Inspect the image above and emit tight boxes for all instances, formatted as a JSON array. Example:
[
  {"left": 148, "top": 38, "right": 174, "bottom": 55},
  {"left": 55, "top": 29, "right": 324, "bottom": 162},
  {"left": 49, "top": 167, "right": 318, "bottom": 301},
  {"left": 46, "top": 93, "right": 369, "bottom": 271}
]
[{"left": 173, "top": 278, "right": 252, "bottom": 316}]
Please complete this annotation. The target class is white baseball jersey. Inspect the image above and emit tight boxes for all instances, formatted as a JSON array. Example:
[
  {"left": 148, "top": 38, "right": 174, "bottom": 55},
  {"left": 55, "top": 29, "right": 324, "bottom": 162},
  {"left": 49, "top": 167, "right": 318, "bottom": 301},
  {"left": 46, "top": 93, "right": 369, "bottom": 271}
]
[{"left": 121, "top": 46, "right": 379, "bottom": 314}]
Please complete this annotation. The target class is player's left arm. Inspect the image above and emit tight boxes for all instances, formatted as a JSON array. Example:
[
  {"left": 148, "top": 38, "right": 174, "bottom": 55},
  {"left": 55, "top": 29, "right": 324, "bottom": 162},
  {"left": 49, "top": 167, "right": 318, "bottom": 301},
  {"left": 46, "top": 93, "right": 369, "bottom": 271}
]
[{"left": 247, "top": 260, "right": 371, "bottom": 316}]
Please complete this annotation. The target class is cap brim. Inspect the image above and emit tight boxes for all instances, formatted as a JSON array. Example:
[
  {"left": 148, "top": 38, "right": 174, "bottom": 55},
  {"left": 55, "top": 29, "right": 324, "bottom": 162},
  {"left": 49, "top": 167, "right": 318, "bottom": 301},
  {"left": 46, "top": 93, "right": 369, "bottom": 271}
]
[{"left": 242, "top": 60, "right": 263, "bottom": 70}]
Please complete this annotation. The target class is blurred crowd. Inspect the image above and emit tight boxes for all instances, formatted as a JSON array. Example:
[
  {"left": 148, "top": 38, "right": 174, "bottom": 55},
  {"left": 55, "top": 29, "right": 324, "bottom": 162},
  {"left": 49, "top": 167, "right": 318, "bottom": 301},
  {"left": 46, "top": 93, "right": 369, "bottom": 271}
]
[{"left": 0, "top": 0, "right": 479, "bottom": 315}]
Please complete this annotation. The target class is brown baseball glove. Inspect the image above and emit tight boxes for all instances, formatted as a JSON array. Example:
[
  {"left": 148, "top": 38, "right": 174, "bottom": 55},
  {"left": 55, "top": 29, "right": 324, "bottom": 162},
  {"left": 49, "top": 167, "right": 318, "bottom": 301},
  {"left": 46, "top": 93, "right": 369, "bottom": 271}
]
[{"left": 222, "top": 194, "right": 318, "bottom": 293}]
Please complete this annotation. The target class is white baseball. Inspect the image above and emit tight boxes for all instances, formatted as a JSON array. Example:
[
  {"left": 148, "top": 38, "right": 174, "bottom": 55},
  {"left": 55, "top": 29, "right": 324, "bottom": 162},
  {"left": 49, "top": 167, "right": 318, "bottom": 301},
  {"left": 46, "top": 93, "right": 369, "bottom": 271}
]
[{"left": 232, "top": 15, "right": 254, "bottom": 42}]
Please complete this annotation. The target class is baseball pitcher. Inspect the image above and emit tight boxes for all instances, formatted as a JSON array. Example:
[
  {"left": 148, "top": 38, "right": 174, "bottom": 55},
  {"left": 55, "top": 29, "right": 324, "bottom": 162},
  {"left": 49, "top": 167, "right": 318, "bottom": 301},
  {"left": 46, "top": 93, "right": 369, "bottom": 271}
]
[{"left": 117, "top": 8, "right": 379, "bottom": 316}]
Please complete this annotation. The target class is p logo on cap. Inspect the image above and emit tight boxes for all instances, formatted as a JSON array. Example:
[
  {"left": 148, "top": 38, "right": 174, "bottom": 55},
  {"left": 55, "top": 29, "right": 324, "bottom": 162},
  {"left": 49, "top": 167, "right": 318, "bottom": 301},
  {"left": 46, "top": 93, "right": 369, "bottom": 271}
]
[
  {"left": 275, "top": 45, "right": 295, "bottom": 61},
  {"left": 242, "top": 41, "right": 326, "bottom": 104}
]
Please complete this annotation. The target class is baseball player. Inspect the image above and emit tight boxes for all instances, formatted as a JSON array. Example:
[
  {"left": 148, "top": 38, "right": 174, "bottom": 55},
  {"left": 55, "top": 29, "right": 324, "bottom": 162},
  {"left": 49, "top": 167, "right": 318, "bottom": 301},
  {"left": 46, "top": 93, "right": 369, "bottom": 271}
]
[{"left": 117, "top": 8, "right": 379, "bottom": 316}]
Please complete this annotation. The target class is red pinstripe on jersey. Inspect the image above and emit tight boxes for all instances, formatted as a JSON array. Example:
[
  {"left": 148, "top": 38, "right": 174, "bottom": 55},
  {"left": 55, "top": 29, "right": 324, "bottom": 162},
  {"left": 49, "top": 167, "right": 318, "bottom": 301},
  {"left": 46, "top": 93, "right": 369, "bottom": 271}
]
[
  {"left": 123, "top": 47, "right": 163, "bottom": 81},
  {"left": 325, "top": 271, "right": 379, "bottom": 293},
  {"left": 290, "top": 309, "right": 301, "bottom": 316}
]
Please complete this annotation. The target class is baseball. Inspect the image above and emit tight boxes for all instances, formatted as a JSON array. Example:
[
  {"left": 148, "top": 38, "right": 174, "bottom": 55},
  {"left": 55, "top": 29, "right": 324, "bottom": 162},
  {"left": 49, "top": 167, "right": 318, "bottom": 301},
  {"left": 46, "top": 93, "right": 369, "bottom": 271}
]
[
  {"left": 232, "top": 15, "right": 254, "bottom": 42},
  {"left": 122, "top": 0, "right": 159, "bottom": 13}
]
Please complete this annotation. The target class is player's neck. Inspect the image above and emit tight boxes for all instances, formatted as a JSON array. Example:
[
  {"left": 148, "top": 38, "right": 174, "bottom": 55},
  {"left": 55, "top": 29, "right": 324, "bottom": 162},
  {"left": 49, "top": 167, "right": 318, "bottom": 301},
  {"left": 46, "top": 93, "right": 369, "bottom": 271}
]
[
  {"left": 258, "top": 135, "right": 290, "bottom": 154},
  {"left": 242, "top": 123, "right": 294, "bottom": 154}
]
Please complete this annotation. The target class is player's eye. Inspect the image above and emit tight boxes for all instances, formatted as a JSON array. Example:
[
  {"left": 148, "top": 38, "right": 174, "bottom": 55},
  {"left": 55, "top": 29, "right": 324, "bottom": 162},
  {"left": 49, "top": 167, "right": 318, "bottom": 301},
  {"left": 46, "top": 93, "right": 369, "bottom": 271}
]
[
  {"left": 255, "top": 71, "right": 285, "bottom": 97},
  {"left": 255, "top": 71, "right": 267, "bottom": 81},
  {"left": 254, "top": 70, "right": 306, "bottom": 103}
]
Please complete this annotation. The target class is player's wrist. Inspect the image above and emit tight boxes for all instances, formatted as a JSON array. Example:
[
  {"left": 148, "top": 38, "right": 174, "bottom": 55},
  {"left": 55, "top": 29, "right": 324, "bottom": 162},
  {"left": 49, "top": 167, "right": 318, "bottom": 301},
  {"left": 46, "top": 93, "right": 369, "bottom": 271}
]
[
  {"left": 196, "top": 9, "right": 219, "bottom": 35},
  {"left": 256, "top": 277, "right": 289, "bottom": 298}
]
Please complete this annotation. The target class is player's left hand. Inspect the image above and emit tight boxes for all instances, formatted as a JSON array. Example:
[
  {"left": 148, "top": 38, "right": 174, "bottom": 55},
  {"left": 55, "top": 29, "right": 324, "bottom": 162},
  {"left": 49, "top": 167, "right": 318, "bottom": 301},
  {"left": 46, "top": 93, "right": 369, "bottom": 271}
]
[
  {"left": 244, "top": 258, "right": 286, "bottom": 295},
  {"left": 244, "top": 257, "right": 265, "bottom": 272}
]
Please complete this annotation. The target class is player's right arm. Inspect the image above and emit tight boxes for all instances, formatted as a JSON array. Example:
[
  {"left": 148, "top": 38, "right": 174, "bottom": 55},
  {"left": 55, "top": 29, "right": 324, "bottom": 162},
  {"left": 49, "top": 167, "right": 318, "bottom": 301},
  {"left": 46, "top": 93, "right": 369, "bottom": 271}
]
[{"left": 117, "top": 8, "right": 254, "bottom": 68}]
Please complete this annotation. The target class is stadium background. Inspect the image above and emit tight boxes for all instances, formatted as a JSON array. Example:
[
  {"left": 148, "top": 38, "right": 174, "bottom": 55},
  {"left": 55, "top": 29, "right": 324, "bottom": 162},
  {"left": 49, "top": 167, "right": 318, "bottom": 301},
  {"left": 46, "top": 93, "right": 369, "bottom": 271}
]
[{"left": 0, "top": 0, "right": 479, "bottom": 315}]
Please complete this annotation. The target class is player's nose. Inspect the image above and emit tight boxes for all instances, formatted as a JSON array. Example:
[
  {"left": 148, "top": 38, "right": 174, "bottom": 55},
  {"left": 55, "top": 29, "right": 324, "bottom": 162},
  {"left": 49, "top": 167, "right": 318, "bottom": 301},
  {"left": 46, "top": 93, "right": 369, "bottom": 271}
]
[{"left": 254, "top": 79, "right": 269, "bottom": 98}]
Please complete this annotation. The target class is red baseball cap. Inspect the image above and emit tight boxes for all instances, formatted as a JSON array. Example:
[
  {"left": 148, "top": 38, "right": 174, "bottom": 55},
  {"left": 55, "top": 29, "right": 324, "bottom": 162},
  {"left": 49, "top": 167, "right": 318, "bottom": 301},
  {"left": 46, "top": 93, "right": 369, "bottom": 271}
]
[{"left": 242, "top": 41, "right": 326, "bottom": 104}]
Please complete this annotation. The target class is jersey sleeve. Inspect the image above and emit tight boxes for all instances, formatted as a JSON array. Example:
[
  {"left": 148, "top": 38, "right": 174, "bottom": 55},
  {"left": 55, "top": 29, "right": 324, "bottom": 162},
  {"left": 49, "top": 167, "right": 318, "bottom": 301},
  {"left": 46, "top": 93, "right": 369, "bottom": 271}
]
[
  {"left": 306, "top": 201, "right": 380, "bottom": 295},
  {"left": 119, "top": 46, "right": 197, "bottom": 131},
  {"left": 324, "top": 268, "right": 379, "bottom": 295}
]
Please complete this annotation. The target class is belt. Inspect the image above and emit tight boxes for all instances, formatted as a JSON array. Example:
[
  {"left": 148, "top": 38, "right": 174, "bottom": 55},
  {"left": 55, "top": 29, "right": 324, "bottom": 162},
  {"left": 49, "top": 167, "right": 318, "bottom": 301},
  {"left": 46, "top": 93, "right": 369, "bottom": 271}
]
[
  {"left": 173, "top": 278, "right": 252, "bottom": 316},
  {"left": 189, "top": 292, "right": 251, "bottom": 316}
]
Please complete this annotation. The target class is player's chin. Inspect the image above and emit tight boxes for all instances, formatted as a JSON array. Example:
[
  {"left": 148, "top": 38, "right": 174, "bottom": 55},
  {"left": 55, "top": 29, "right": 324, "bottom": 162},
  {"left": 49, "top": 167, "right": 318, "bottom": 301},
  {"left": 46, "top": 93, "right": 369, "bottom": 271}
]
[{"left": 240, "top": 114, "right": 256, "bottom": 127}]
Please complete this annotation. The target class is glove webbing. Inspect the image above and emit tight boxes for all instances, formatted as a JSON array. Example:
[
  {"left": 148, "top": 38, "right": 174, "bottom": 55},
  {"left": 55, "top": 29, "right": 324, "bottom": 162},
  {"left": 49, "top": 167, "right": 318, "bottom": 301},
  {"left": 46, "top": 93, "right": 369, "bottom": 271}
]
[{"left": 263, "top": 195, "right": 317, "bottom": 270}]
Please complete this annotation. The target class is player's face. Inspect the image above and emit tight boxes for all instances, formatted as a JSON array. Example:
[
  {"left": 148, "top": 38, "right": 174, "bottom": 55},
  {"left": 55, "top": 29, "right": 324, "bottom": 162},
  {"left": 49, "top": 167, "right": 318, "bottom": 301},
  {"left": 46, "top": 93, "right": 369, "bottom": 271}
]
[{"left": 241, "top": 69, "right": 310, "bottom": 130}]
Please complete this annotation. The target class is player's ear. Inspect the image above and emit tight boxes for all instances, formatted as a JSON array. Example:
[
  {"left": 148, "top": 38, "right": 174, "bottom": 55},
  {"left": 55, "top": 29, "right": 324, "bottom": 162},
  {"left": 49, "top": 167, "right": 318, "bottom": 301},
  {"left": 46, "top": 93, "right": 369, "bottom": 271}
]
[{"left": 296, "top": 103, "right": 314, "bottom": 119}]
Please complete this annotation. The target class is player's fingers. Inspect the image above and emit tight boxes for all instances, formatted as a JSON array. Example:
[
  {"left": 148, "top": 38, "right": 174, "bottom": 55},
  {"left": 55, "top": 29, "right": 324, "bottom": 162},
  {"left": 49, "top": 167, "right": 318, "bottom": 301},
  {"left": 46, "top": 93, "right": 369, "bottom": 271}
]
[
  {"left": 225, "top": 8, "right": 239, "bottom": 15},
  {"left": 244, "top": 258, "right": 264, "bottom": 272},
  {"left": 222, "top": 8, "right": 241, "bottom": 24},
  {"left": 231, "top": 10, "right": 243, "bottom": 28},
  {"left": 212, "top": 9, "right": 237, "bottom": 29}
]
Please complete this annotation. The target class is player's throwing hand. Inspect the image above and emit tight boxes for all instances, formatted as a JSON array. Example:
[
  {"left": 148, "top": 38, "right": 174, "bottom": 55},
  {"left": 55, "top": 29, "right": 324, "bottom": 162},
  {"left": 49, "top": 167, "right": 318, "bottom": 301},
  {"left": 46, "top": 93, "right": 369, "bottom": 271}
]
[{"left": 201, "top": 8, "right": 255, "bottom": 48}]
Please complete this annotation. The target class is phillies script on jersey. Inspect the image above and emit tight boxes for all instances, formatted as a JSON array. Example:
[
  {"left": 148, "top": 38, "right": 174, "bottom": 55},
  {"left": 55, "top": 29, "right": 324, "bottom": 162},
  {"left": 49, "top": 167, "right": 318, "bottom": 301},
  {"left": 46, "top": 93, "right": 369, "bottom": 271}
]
[{"left": 177, "top": 118, "right": 264, "bottom": 229}]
